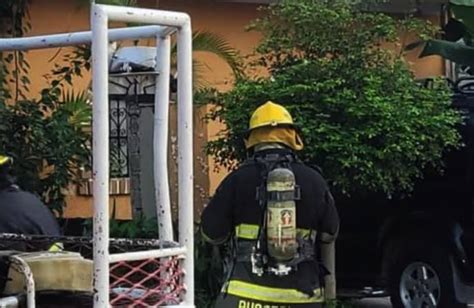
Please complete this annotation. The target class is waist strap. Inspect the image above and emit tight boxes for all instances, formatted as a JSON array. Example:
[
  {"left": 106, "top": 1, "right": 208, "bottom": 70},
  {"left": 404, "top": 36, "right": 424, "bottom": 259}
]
[{"left": 235, "top": 239, "right": 315, "bottom": 263}]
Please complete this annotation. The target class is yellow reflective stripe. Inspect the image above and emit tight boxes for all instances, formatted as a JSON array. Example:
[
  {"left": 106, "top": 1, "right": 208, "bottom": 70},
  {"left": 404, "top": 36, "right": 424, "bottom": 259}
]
[
  {"left": 235, "top": 224, "right": 311, "bottom": 240},
  {"left": 226, "top": 280, "right": 324, "bottom": 303},
  {"left": 235, "top": 224, "right": 259, "bottom": 240},
  {"left": 0, "top": 156, "right": 11, "bottom": 165},
  {"left": 48, "top": 242, "right": 64, "bottom": 252},
  {"left": 297, "top": 228, "right": 311, "bottom": 238}
]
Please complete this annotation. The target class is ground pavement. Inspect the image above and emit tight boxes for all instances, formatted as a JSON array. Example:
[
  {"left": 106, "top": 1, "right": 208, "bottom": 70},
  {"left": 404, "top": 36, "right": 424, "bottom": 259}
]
[{"left": 352, "top": 297, "right": 392, "bottom": 307}]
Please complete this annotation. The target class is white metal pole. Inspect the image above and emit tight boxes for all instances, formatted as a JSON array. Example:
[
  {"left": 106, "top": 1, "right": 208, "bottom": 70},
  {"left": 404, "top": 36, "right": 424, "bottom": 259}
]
[
  {"left": 177, "top": 20, "right": 194, "bottom": 307},
  {"left": 109, "top": 246, "right": 186, "bottom": 263},
  {"left": 10, "top": 256, "right": 35, "bottom": 308},
  {"left": 91, "top": 4, "right": 110, "bottom": 307},
  {"left": 0, "top": 296, "right": 20, "bottom": 307},
  {"left": 0, "top": 4, "right": 195, "bottom": 306},
  {"left": 100, "top": 4, "right": 190, "bottom": 28},
  {"left": 154, "top": 35, "right": 173, "bottom": 241},
  {"left": 0, "top": 26, "right": 164, "bottom": 52}
]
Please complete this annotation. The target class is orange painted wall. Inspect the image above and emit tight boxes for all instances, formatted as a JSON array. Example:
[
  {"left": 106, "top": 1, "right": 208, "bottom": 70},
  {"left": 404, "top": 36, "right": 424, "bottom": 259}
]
[{"left": 21, "top": 0, "right": 445, "bottom": 218}]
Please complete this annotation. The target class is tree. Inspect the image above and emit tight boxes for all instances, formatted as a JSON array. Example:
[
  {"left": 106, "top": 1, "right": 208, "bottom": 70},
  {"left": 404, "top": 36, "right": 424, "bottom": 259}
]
[{"left": 207, "top": 0, "right": 463, "bottom": 197}]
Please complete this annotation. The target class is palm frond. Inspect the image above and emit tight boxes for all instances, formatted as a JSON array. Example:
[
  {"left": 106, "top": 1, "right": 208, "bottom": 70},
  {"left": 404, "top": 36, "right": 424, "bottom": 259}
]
[
  {"left": 193, "top": 60, "right": 211, "bottom": 91},
  {"left": 191, "top": 31, "right": 243, "bottom": 78},
  {"left": 61, "top": 90, "right": 92, "bottom": 128},
  {"left": 171, "top": 31, "right": 243, "bottom": 78}
]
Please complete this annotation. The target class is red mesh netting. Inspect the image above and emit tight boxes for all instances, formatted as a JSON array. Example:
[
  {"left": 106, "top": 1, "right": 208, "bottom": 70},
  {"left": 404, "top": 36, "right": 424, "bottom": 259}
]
[{"left": 110, "top": 256, "right": 186, "bottom": 307}]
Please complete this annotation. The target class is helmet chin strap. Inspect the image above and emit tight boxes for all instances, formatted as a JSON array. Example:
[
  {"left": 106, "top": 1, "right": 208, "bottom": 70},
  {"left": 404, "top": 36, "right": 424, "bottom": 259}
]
[{"left": 254, "top": 143, "right": 287, "bottom": 152}]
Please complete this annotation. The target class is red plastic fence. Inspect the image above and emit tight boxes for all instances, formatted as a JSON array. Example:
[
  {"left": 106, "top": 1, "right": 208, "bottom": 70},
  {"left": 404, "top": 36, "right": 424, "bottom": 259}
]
[{"left": 110, "top": 256, "right": 185, "bottom": 307}]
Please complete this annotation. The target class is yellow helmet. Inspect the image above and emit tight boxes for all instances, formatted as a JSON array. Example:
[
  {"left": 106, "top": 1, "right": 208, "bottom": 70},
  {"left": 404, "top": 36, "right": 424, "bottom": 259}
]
[
  {"left": 0, "top": 155, "right": 12, "bottom": 166},
  {"left": 249, "top": 101, "right": 294, "bottom": 131}
]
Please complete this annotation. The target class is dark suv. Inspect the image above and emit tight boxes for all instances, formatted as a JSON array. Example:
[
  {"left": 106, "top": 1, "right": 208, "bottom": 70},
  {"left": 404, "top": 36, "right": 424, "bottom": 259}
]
[{"left": 336, "top": 78, "right": 474, "bottom": 307}]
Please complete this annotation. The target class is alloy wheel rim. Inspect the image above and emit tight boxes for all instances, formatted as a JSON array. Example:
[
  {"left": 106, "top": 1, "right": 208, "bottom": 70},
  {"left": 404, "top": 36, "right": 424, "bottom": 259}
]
[{"left": 399, "top": 261, "right": 441, "bottom": 308}]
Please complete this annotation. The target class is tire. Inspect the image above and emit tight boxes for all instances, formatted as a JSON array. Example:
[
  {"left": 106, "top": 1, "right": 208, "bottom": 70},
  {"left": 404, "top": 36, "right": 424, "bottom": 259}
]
[{"left": 389, "top": 243, "right": 466, "bottom": 308}]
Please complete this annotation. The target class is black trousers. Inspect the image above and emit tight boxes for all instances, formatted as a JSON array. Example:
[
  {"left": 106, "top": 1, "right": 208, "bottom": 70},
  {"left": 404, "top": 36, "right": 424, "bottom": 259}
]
[{"left": 214, "top": 293, "right": 322, "bottom": 308}]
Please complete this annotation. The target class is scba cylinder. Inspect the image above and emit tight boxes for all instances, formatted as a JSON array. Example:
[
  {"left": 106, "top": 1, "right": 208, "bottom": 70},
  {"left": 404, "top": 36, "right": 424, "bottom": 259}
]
[{"left": 266, "top": 167, "right": 297, "bottom": 261}]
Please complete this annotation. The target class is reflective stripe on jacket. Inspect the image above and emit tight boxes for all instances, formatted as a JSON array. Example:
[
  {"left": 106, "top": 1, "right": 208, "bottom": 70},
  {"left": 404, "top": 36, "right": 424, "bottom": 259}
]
[{"left": 225, "top": 280, "right": 324, "bottom": 304}]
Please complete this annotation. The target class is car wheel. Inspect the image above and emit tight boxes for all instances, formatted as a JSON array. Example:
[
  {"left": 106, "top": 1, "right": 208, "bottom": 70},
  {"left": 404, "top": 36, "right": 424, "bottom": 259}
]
[{"left": 389, "top": 245, "right": 466, "bottom": 308}]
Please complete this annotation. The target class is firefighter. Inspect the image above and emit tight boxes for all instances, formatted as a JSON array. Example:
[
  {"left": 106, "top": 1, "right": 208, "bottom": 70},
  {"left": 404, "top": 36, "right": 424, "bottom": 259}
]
[
  {"left": 201, "top": 101, "right": 340, "bottom": 308},
  {"left": 0, "top": 155, "right": 61, "bottom": 237}
]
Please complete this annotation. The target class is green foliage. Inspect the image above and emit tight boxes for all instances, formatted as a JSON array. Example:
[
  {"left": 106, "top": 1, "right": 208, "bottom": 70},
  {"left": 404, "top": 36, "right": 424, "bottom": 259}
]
[
  {"left": 195, "top": 226, "right": 226, "bottom": 308},
  {"left": 82, "top": 214, "right": 159, "bottom": 239},
  {"left": 109, "top": 215, "right": 158, "bottom": 239},
  {"left": 325, "top": 299, "right": 354, "bottom": 308},
  {"left": 61, "top": 90, "right": 93, "bottom": 128},
  {"left": 0, "top": 1, "right": 92, "bottom": 213},
  {"left": 0, "top": 92, "right": 91, "bottom": 214},
  {"left": 207, "top": 0, "right": 463, "bottom": 196}
]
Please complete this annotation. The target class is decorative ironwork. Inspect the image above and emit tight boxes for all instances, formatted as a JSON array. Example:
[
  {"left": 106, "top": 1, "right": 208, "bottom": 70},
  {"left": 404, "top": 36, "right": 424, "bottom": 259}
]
[
  {"left": 108, "top": 73, "right": 158, "bottom": 214},
  {"left": 108, "top": 73, "right": 156, "bottom": 180},
  {"left": 77, "top": 73, "right": 157, "bottom": 197},
  {"left": 110, "top": 97, "right": 130, "bottom": 178},
  {"left": 127, "top": 91, "right": 142, "bottom": 214}
]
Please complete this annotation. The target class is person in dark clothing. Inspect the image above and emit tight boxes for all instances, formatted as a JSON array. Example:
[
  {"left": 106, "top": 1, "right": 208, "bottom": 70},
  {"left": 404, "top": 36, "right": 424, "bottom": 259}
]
[
  {"left": 0, "top": 155, "right": 60, "bottom": 236},
  {"left": 201, "top": 102, "right": 339, "bottom": 308}
]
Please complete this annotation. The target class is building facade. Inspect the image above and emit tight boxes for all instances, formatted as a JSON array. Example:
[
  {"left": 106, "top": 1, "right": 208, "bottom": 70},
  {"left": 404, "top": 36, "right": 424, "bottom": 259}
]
[{"left": 17, "top": 0, "right": 446, "bottom": 219}]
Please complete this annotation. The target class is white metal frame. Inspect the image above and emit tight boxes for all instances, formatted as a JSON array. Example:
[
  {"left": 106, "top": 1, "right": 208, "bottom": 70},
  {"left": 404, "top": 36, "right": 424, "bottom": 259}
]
[
  {"left": 0, "top": 4, "right": 194, "bottom": 307},
  {"left": 9, "top": 256, "right": 35, "bottom": 308}
]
